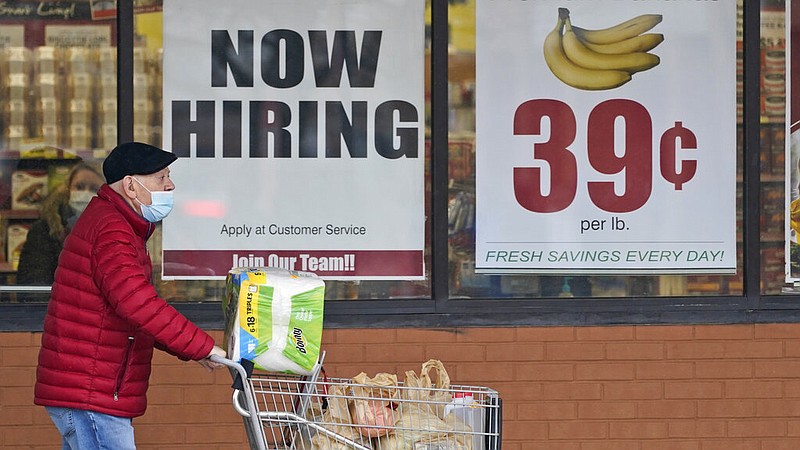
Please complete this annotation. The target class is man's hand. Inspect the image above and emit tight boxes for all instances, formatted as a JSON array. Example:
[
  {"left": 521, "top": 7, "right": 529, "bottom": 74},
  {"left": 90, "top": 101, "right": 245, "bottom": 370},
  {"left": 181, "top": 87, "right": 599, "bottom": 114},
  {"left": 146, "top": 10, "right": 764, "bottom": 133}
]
[{"left": 197, "top": 345, "right": 227, "bottom": 372}]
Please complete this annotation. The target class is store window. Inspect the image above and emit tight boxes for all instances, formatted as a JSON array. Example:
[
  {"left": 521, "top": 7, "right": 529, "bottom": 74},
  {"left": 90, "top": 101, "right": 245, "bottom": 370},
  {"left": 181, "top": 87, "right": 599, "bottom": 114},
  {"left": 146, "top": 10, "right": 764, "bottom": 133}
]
[
  {"left": 0, "top": 0, "right": 798, "bottom": 328},
  {"left": 445, "top": 0, "right": 754, "bottom": 299},
  {"left": 0, "top": 0, "right": 434, "bottom": 303},
  {"left": 0, "top": 1, "right": 116, "bottom": 302}
]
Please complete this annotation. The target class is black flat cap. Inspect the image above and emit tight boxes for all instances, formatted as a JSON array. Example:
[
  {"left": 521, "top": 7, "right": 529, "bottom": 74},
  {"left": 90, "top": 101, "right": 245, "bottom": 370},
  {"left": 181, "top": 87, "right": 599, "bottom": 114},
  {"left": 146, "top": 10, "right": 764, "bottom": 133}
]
[{"left": 103, "top": 142, "right": 178, "bottom": 184}]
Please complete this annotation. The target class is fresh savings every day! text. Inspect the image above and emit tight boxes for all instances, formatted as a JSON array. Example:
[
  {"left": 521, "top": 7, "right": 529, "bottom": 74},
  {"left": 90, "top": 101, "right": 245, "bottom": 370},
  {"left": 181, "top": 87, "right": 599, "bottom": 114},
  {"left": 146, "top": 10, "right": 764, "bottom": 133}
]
[
  {"left": 161, "top": 0, "right": 425, "bottom": 280},
  {"left": 475, "top": 0, "right": 737, "bottom": 274}
]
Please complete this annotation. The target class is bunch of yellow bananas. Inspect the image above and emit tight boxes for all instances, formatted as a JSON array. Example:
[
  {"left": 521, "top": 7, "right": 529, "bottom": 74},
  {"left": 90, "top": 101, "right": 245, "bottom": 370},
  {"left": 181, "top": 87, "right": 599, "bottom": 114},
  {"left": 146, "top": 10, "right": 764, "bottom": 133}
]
[{"left": 543, "top": 8, "right": 663, "bottom": 91}]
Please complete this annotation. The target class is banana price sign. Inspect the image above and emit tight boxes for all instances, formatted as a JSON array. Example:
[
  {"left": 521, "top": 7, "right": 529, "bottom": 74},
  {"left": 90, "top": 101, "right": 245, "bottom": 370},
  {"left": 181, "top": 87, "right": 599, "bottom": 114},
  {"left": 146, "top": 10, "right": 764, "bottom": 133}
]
[{"left": 475, "top": 0, "right": 737, "bottom": 274}]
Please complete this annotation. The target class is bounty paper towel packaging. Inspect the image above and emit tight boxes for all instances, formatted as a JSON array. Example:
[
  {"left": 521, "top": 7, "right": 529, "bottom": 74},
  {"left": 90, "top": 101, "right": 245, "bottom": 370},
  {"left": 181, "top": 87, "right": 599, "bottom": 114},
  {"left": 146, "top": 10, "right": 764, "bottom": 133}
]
[{"left": 224, "top": 267, "right": 324, "bottom": 375}]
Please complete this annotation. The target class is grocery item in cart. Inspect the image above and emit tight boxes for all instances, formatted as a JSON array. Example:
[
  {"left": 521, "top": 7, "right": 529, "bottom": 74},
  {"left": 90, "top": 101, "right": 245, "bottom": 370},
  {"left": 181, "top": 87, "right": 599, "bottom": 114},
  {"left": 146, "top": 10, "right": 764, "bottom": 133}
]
[
  {"left": 350, "top": 372, "right": 399, "bottom": 437},
  {"left": 224, "top": 267, "right": 324, "bottom": 375},
  {"left": 212, "top": 354, "right": 503, "bottom": 450}
]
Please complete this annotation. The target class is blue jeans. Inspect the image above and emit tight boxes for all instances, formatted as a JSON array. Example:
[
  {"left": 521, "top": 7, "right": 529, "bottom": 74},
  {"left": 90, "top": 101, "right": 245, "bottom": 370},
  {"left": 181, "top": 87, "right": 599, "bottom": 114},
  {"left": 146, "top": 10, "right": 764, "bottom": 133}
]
[{"left": 45, "top": 407, "right": 136, "bottom": 450}]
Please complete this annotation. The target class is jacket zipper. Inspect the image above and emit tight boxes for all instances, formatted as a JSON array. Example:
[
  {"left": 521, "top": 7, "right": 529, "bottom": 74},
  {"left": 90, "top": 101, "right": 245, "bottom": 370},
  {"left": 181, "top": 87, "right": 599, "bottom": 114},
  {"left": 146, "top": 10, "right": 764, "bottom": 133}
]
[{"left": 114, "top": 336, "right": 135, "bottom": 401}]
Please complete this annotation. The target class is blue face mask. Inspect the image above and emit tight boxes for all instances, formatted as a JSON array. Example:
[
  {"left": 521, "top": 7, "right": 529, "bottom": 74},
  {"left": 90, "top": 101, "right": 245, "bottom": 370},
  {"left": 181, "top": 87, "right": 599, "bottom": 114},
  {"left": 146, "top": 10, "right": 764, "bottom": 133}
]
[{"left": 133, "top": 176, "right": 174, "bottom": 222}]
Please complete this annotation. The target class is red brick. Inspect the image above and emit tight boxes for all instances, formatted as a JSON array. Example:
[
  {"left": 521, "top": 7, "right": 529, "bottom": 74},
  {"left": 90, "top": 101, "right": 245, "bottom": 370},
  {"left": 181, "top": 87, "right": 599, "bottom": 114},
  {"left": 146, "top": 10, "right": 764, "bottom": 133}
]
[
  {"left": 320, "top": 343, "right": 366, "bottom": 363},
  {"left": 636, "top": 362, "right": 694, "bottom": 380},
  {"left": 0, "top": 406, "right": 33, "bottom": 426},
  {"left": 578, "top": 401, "right": 635, "bottom": 419},
  {"left": 134, "top": 425, "right": 185, "bottom": 444},
  {"left": 332, "top": 328, "right": 397, "bottom": 343},
  {"left": 756, "top": 399, "right": 800, "bottom": 417},
  {"left": 641, "top": 441, "right": 700, "bottom": 450},
  {"left": 666, "top": 342, "right": 726, "bottom": 359},
  {"left": 424, "top": 344, "right": 486, "bottom": 362},
  {"left": 150, "top": 365, "right": 218, "bottom": 385},
  {"left": 364, "top": 343, "right": 426, "bottom": 363},
  {"left": 548, "top": 421, "right": 607, "bottom": 439},
  {"left": 0, "top": 333, "right": 34, "bottom": 347},
  {"left": 0, "top": 368, "right": 36, "bottom": 387},
  {"left": 456, "top": 327, "right": 516, "bottom": 342},
  {"left": 606, "top": 342, "right": 664, "bottom": 360},
  {"left": 0, "top": 386, "right": 34, "bottom": 406},
  {"left": 638, "top": 400, "right": 696, "bottom": 419},
  {"left": 485, "top": 343, "right": 545, "bottom": 362},
  {"left": 522, "top": 444, "right": 579, "bottom": 450},
  {"left": 694, "top": 324, "right": 754, "bottom": 340},
  {"left": 32, "top": 405, "right": 54, "bottom": 424},
  {"left": 722, "top": 341, "right": 783, "bottom": 358},
  {"left": 576, "top": 326, "right": 634, "bottom": 341},
  {"left": 484, "top": 381, "right": 542, "bottom": 401},
  {"left": 581, "top": 442, "right": 639, "bottom": 450},
  {"left": 668, "top": 420, "right": 726, "bottom": 438},
  {"left": 146, "top": 386, "right": 184, "bottom": 404},
  {"left": 324, "top": 363, "right": 392, "bottom": 378},
  {"left": 725, "top": 380, "right": 782, "bottom": 399},
  {"left": 785, "top": 381, "right": 800, "bottom": 398},
  {"left": 727, "top": 419, "right": 786, "bottom": 437},
  {"left": 3, "top": 425, "right": 62, "bottom": 447},
  {"left": 604, "top": 381, "right": 662, "bottom": 400},
  {"left": 518, "top": 401, "right": 576, "bottom": 420},
  {"left": 608, "top": 420, "right": 668, "bottom": 439},
  {"left": 516, "top": 363, "right": 574, "bottom": 381},
  {"left": 757, "top": 439, "right": 800, "bottom": 450},
  {"left": 789, "top": 419, "right": 800, "bottom": 436},
  {"left": 575, "top": 363, "right": 635, "bottom": 381},
  {"left": 665, "top": 382, "right": 723, "bottom": 399},
  {"left": 516, "top": 327, "right": 575, "bottom": 342},
  {"left": 139, "top": 404, "right": 216, "bottom": 425},
  {"left": 786, "top": 345, "right": 800, "bottom": 358},
  {"left": 695, "top": 361, "right": 753, "bottom": 379},
  {"left": 546, "top": 342, "right": 604, "bottom": 361},
  {"left": 755, "top": 323, "right": 800, "bottom": 339},
  {"left": 395, "top": 328, "right": 458, "bottom": 343},
  {"left": 755, "top": 361, "right": 800, "bottom": 378},
  {"left": 455, "top": 361, "right": 514, "bottom": 382},
  {"left": 699, "top": 441, "right": 759, "bottom": 450},
  {"left": 501, "top": 420, "right": 547, "bottom": 442},
  {"left": 698, "top": 400, "right": 756, "bottom": 418},
  {"left": 539, "top": 382, "right": 602, "bottom": 400},
  {"left": 635, "top": 325, "right": 694, "bottom": 341}
]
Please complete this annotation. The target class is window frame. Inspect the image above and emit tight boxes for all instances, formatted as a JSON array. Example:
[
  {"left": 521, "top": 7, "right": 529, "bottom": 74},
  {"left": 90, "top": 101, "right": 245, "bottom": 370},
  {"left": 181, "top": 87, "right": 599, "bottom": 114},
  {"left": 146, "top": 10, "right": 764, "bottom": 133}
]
[{"left": 2, "top": 0, "right": 796, "bottom": 332}]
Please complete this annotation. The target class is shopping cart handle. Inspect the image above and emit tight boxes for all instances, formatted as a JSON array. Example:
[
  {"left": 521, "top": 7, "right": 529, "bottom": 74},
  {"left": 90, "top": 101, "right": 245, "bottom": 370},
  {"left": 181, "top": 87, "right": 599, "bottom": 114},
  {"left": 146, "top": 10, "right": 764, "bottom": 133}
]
[
  {"left": 209, "top": 354, "right": 237, "bottom": 367},
  {"left": 210, "top": 355, "right": 254, "bottom": 391}
]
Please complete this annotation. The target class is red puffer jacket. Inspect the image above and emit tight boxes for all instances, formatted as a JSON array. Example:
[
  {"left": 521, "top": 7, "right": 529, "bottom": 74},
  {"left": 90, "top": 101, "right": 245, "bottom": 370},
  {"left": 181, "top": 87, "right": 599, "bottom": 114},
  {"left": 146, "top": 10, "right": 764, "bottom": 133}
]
[{"left": 35, "top": 185, "right": 215, "bottom": 418}]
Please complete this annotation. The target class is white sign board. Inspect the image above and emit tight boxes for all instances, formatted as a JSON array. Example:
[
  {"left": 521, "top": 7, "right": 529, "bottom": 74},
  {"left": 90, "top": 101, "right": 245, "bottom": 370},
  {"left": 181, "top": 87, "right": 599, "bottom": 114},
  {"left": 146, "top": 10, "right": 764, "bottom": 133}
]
[
  {"left": 162, "top": 0, "right": 425, "bottom": 279},
  {"left": 476, "top": 0, "right": 737, "bottom": 274}
]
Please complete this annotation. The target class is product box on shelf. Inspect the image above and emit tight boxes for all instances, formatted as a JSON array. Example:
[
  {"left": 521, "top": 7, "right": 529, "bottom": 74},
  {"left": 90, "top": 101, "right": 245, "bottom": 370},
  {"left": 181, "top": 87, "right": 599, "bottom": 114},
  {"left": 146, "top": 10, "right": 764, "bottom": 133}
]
[
  {"left": 11, "top": 170, "right": 48, "bottom": 210},
  {"left": 48, "top": 164, "right": 71, "bottom": 193},
  {"left": 6, "top": 223, "right": 29, "bottom": 270},
  {"left": 0, "top": 163, "right": 11, "bottom": 209}
]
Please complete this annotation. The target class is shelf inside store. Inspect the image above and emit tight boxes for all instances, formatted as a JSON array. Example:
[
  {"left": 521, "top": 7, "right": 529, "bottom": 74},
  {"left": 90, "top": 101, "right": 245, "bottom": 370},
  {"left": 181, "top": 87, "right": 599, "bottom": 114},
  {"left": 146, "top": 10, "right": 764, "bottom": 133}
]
[
  {"left": 0, "top": 148, "right": 110, "bottom": 160},
  {"left": 0, "top": 209, "right": 39, "bottom": 220}
]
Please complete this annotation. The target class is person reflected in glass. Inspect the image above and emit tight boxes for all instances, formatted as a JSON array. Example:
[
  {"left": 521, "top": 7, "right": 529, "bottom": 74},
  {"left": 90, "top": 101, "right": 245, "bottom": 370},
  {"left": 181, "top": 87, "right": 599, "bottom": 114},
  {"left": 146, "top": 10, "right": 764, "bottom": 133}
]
[{"left": 16, "top": 162, "right": 104, "bottom": 285}]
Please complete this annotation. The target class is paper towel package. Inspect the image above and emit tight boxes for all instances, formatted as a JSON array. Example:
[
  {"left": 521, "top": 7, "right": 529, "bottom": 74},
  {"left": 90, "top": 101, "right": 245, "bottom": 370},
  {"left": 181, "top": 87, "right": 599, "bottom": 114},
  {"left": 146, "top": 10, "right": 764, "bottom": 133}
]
[{"left": 224, "top": 267, "right": 324, "bottom": 374}]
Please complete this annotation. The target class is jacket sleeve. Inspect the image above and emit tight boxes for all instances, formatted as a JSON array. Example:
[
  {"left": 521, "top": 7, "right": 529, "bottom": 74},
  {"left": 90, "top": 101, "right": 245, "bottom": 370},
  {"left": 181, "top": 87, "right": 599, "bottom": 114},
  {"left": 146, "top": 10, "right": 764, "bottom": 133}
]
[{"left": 92, "top": 222, "right": 214, "bottom": 361}]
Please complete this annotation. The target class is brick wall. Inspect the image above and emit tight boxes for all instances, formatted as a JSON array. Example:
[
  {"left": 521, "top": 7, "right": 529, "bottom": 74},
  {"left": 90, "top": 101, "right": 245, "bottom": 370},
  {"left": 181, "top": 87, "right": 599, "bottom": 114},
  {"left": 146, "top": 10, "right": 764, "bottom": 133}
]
[{"left": 3, "top": 324, "right": 800, "bottom": 449}]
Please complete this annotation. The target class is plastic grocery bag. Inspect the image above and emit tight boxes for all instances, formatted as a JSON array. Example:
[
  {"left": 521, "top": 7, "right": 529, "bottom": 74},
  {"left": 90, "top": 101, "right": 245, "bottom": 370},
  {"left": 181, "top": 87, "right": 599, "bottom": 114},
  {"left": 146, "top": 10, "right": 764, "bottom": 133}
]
[
  {"left": 374, "top": 360, "right": 471, "bottom": 450},
  {"left": 404, "top": 359, "right": 452, "bottom": 418},
  {"left": 350, "top": 372, "right": 399, "bottom": 438},
  {"left": 309, "top": 385, "right": 367, "bottom": 450},
  {"left": 223, "top": 267, "right": 324, "bottom": 374}
]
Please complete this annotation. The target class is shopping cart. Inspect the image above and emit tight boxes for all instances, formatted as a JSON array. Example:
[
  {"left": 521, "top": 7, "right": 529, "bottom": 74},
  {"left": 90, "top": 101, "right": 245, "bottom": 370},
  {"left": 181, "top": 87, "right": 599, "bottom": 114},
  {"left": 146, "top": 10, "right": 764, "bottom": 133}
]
[{"left": 211, "top": 353, "right": 502, "bottom": 450}]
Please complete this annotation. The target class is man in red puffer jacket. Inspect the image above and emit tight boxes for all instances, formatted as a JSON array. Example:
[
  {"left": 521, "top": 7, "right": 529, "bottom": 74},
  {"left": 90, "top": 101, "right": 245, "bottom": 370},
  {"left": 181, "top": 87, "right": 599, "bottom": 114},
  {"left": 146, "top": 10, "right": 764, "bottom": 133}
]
[{"left": 35, "top": 142, "right": 227, "bottom": 450}]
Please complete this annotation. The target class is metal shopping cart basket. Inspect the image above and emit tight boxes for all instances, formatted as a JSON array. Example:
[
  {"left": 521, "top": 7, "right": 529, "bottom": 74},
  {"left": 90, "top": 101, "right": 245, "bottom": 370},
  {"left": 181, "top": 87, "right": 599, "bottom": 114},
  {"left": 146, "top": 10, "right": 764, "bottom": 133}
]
[{"left": 211, "top": 353, "right": 502, "bottom": 450}]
